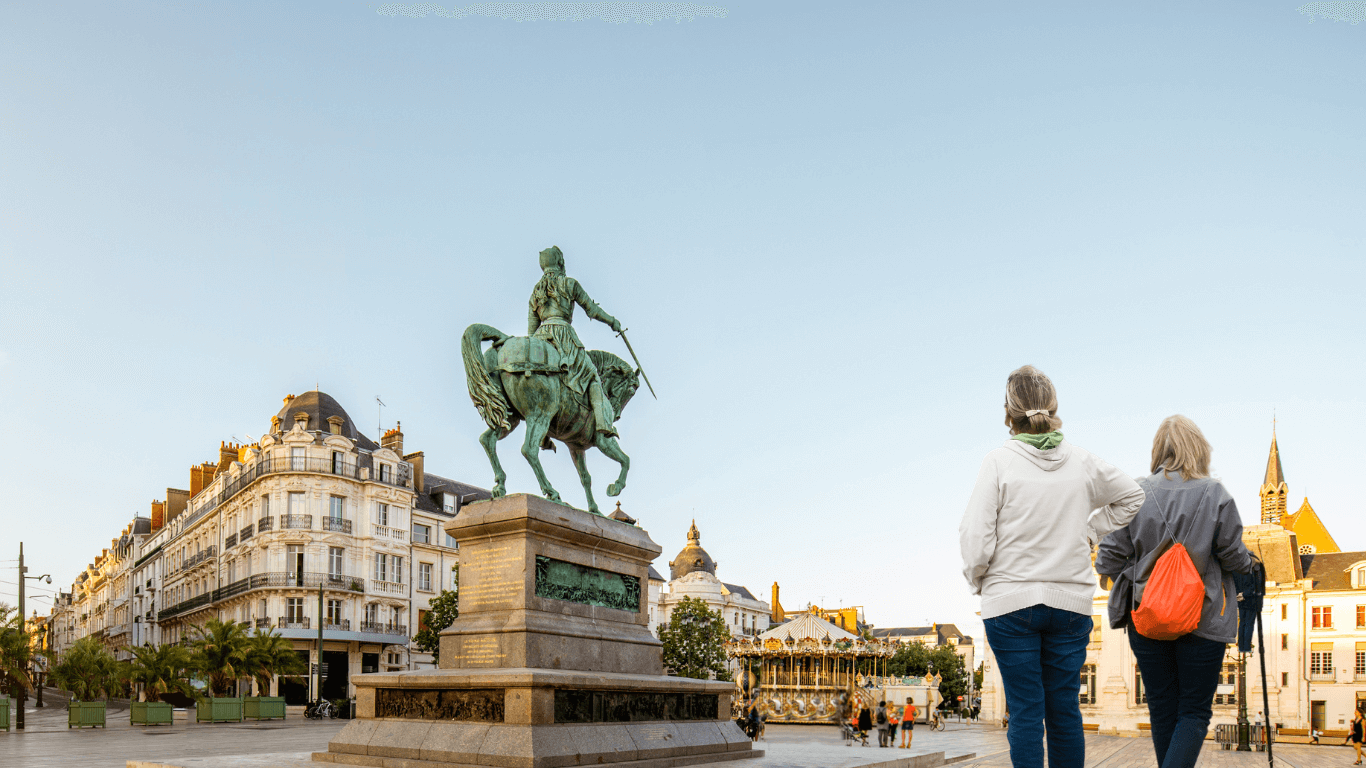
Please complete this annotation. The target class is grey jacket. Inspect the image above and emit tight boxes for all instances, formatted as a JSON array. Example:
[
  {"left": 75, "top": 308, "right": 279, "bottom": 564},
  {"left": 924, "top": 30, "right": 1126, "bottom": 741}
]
[{"left": 1095, "top": 473, "right": 1254, "bottom": 644}]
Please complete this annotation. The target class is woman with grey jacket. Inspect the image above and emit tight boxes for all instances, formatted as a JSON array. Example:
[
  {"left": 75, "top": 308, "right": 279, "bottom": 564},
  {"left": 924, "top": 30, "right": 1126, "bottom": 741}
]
[{"left": 1096, "top": 416, "right": 1256, "bottom": 768}]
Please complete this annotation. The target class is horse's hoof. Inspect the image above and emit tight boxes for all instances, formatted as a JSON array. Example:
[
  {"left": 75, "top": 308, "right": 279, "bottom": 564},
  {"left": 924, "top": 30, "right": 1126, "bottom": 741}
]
[
  {"left": 588, "top": 504, "right": 601, "bottom": 515},
  {"left": 543, "top": 490, "right": 561, "bottom": 501},
  {"left": 607, "top": 483, "right": 623, "bottom": 497},
  {"left": 492, "top": 485, "right": 506, "bottom": 499}
]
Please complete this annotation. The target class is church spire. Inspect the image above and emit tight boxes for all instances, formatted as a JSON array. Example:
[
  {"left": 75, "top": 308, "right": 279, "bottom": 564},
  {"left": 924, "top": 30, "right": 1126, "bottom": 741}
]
[{"left": 1259, "top": 431, "right": 1288, "bottom": 525}]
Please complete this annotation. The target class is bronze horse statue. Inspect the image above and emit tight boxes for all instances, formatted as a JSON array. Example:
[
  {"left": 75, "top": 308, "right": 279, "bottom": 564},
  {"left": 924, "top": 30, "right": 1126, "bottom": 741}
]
[{"left": 461, "top": 323, "right": 640, "bottom": 514}]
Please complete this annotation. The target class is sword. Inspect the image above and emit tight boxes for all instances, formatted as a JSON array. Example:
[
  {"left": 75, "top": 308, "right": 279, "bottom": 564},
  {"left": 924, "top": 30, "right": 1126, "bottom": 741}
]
[{"left": 614, "top": 328, "right": 657, "bottom": 400}]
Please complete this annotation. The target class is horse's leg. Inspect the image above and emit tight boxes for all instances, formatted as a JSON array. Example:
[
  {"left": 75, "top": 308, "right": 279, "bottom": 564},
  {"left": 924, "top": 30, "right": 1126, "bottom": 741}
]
[
  {"left": 521, "top": 411, "right": 559, "bottom": 501},
  {"left": 478, "top": 428, "right": 508, "bottom": 498},
  {"left": 569, "top": 447, "right": 600, "bottom": 515},
  {"left": 593, "top": 433, "right": 631, "bottom": 497}
]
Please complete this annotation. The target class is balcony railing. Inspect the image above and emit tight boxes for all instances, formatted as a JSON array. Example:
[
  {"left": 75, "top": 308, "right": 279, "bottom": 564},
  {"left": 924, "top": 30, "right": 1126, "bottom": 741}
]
[
  {"left": 175, "top": 546, "right": 218, "bottom": 574},
  {"left": 322, "top": 517, "right": 352, "bottom": 533},
  {"left": 157, "top": 572, "right": 365, "bottom": 621},
  {"left": 240, "top": 524, "right": 254, "bottom": 541},
  {"left": 359, "top": 622, "right": 408, "bottom": 636},
  {"left": 224, "top": 533, "right": 238, "bottom": 550},
  {"left": 373, "top": 525, "right": 407, "bottom": 541},
  {"left": 255, "top": 617, "right": 271, "bottom": 629},
  {"left": 323, "top": 620, "right": 350, "bottom": 632},
  {"left": 279, "top": 618, "right": 310, "bottom": 630},
  {"left": 282, "top": 515, "right": 312, "bottom": 530},
  {"left": 173, "top": 454, "right": 411, "bottom": 532},
  {"left": 257, "top": 516, "right": 273, "bottom": 532},
  {"left": 370, "top": 579, "right": 406, "bottom": 596}
]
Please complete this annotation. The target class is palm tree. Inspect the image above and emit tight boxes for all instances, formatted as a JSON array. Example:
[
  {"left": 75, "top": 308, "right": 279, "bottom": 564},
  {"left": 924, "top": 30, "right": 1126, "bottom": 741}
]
[
  {"left": 188, "top": 619, "right": 250, "bottom": 696},
  {"left": 127, "top": 643, "right": 197, "bottom": 702},
  {"left": 0, "top": 604, "right": 33, "bottom": 703},
  {"left": 49, "top": 637, "right": 117, "bottom": 702},
  {"left": 243, "top": 629, "right": 306, "bottom": 697}
]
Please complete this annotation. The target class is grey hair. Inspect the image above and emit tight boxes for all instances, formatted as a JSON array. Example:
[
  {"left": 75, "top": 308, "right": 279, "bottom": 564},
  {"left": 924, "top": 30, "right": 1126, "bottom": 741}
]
[{"left": 1003, "top": 365, "right": 1063, "bottom": 435}]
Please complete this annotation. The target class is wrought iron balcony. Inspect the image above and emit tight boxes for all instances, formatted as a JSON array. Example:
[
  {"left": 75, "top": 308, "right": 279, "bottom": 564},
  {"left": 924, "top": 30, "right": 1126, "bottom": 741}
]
[
  {"left": 279, "top": 618, "right": 310, "bottom": 630},
  {"left": 254, "top": 617, "right": 271, "bottom": 629},
  {"left": 323, "top": 620, "right": 350, "bottom": 632},
  {"left": 158, "top": 572, "right": 365, "bottom": 620},
  {"left": 322, "top": 517, "right": 352, "bottom": 533},
  {"left": 257, "top": 516, "right": 273, "bottom": 532},
  {"left": 240, "top": 524, "right": 254, "bottom": 541},
  {"left": 282, "top": 514, "right": 312, "bottom": 530},
  {"left": 224, "top": 533, "right": 237, "bottom": 550}
]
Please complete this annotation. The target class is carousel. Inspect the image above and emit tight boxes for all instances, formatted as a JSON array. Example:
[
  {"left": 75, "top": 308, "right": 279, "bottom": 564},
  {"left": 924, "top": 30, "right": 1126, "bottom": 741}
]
[{"left": 726, "top": 610, "right": 895, "bottom": 724}]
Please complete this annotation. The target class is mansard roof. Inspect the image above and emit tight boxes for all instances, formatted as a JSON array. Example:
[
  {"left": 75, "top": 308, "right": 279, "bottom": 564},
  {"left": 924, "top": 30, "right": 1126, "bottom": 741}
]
[
  {"left": 414, "top": 471, "right": 491, "bottom": 517},
  {"left": 275, "top": 391, "right": 378, "bottom": 450},
  {"left": 872, "top": 623, "right": 974, "bottom": 646},
  {"left": 722, "top": 583, "right": 757, "bottom": 601},
  {"left": 1299, "top": 550, "right": 1366, "bottom": 591}
]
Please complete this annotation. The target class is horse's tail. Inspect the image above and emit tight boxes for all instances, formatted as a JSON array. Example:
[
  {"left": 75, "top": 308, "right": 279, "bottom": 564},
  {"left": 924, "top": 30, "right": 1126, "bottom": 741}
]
[{"left": 462, "top": 323, "right": 511, "bottom": 433}]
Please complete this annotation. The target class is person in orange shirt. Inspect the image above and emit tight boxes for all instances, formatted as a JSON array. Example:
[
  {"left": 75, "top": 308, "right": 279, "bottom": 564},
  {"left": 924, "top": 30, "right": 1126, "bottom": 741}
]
[{"left": 901, "top": 698, "right": 918, "bottom": 748}]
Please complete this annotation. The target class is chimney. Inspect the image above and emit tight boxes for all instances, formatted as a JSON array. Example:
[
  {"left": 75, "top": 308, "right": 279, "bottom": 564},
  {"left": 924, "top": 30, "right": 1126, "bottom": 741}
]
[
  {"left": 271, "top": 415, "right": 281, "bottom": 433},
  {"left": 218, "top": 441, "right": 240, "bottom": 472},
  {"left": 189, "top": 462, "right": 218, "bottom": 499},
  {"left": 151, "top": 500, "right": 165, "bottom": 531},
  {"left": 404, "top": 451, "right": 424, "bottom": 493},
  {"left": 771, "top": 582, "right": 785, "bottom": 623},
  {"left": 381, "top": 421, "right": 404, "bottom": 455},
  {"left": 166, "top": 488, "right": 189, "bottom": 521}
]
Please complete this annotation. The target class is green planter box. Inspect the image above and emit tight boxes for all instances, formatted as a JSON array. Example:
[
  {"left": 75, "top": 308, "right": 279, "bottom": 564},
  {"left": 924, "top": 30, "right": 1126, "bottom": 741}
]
[
  {"left": 68, "top": 701, "right": 107, "bottom": 728},
  {"left": 196, "top": 697, "right": 244, "bottom": 723},
  {"left": 131, "top": 701, "right": 174, "bottom": 726},
  {"left": 1, "top": 695, "right": 10, "bottom": 732},
  {"left": 243, "top": 696, "right": 286, "bottom": 720}
]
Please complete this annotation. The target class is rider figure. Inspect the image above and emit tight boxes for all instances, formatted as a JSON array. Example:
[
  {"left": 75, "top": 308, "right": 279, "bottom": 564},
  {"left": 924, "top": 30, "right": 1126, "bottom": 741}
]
[{"left": 528, "top": 246, "right": 622, "bottom": 438}]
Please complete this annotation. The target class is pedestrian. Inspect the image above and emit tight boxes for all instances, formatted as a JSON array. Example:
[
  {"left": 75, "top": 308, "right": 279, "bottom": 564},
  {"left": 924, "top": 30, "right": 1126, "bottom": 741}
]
[
  {"left": 1347, "top": 708, "right": 1363, "bottom": 764},
  {"left": 1310, "top": 728, "right": 1320, "bottom": 745},
  {"left": 857, "top": 703, "right": 872, "bottom": 747},
  {"left": 1096, "top": 415, "right": 1256, "bottom": 768},
  {"left": 900, "top": 697, "right": 918, "bottom": 748},
  {"left": 875, "top": 701, "right": 890, "bottom": 747},
  {"left": 888, "top": 702, "right": 900, "bottom": 746},
  {"left": 960, "top": 365, "right": 1146, "bottom": 768}
]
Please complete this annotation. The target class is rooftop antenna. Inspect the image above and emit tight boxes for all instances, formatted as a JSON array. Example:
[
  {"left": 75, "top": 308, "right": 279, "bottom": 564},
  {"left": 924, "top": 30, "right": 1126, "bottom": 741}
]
[{"left": 377, "top": 396, "right": 386, "bottom": 438}]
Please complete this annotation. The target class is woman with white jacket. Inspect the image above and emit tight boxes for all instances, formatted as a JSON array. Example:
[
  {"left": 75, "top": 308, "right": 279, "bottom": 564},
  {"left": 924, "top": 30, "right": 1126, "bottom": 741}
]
[{"left": 960, "top": 366, "right": 1145, "bottom": 768}]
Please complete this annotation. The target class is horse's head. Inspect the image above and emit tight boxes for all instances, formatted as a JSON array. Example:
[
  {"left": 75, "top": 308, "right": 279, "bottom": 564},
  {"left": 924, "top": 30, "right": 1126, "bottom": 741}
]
[{"left": 589, "top": 350, "right": 640, "bottom": 421}]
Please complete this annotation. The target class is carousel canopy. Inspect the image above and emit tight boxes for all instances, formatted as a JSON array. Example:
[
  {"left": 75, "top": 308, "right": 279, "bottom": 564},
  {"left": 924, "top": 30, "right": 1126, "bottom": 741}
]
[{"left": 759, "top": 612, "right": 857, "bottom": 643}]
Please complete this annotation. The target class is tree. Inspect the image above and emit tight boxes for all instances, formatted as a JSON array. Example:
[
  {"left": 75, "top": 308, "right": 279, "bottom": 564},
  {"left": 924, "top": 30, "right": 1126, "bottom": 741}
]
[
  {"left": 188, "top": 618, "right": 250, "bottom": 696},
  {"left": 127, "top": 643, "right": 197, "bottom": 702},
  {"left": 887, "top": 640, "right": 932, "bottom": 678},
  {"left": 659, "top": 597, "right": 729, "bottom": 680},
  {"left": 413, "top": 587, "right": 459, "bottom": 664},
  {"left": 244, "top": 629, "right": 306, "bottom": 696},
  {"left": 886, "top": 641, "right": 969, "bottom": 707},
  {"left": 49, "top": 637, "right": 119, "bottom": 701},
  {"left": 0, "top": 604, "right": 33, "bottom": 705}
]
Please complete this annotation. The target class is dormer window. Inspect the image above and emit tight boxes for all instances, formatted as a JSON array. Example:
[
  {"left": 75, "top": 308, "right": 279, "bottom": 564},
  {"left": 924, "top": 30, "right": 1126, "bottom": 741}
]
[
  {"left": 442, "top": 493, "right": 456, "bottom": 513},
  {"left": 1352, "top": 563, "right": 1366, "bottom": 589}
]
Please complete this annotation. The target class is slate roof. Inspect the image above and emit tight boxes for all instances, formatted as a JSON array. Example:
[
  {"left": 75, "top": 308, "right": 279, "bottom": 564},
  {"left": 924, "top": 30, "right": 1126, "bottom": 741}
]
[
  {"left": 1300, "top": 550, "right": 1366, "bottom": 591},
  {"left": 648, "top": 565, "right": 665, "bottom": 582},
  {"left": 276, "top": 391, "right": 379, "bottom": 450},
  {"left": 871, "top": 623, "right": 974, "bottom": 646},
  {"left": 414, "top": 471, "right": 491, "bottom": 517},
  {"left": 722, "top": 583, "right": 758, "bottom": 601}
]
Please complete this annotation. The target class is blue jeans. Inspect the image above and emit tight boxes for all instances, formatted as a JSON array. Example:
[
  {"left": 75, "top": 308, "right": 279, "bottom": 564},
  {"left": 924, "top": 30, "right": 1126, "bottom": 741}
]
[
  {"left": 984, "top": 604, "right": 1091, "bottom": 768},
  {"left": 1129, "top": 630, "right": 1227, "bottom": 768}
]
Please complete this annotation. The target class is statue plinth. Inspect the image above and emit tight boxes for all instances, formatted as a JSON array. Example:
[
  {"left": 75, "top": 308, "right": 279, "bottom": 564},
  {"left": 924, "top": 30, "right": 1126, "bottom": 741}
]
[{"left": 313, "top": 494, "right": 758, "bottom": 768}]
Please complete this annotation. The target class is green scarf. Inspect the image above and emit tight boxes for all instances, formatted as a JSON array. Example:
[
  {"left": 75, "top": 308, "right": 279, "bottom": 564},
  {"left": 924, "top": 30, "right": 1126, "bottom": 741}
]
[{"left": 1013, "top": 431, "right": 1064, "bottom": 450}]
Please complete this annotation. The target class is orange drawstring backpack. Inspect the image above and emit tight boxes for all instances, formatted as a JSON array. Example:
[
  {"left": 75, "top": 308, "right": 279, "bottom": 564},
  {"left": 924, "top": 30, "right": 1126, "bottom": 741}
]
[{"left": 1131, "top": 486, "right": 1207, "bottom": 641}]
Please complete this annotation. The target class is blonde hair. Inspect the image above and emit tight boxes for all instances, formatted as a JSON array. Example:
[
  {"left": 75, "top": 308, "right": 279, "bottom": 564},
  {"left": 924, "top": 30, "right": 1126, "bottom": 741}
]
[
  {"left": 1003, "top": 365, "right": 1062, "bottom": 435},
  {"left": 1150, "top": 415, "right": 1211, "bottom": 481}
]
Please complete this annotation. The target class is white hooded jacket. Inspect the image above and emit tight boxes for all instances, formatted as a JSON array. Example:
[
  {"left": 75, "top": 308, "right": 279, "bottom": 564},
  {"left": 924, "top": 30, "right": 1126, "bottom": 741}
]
[{"left": 959, "top": 439, "right": 1146, "bottom": 620}]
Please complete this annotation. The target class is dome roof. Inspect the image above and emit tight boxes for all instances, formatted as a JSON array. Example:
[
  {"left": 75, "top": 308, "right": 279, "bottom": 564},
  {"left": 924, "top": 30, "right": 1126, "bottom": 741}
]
[
  {"left": 668, "top": 520, "right": 716, "bottom": 581},
  {"left": 274, "top": 391, "right": 378, "bottom": 450}
]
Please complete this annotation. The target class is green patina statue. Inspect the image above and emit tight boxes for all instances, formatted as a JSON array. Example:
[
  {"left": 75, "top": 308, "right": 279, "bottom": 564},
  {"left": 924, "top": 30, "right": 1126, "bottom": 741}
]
[{"left": 461, "top": 246, "right": 644, "bottom": 514}]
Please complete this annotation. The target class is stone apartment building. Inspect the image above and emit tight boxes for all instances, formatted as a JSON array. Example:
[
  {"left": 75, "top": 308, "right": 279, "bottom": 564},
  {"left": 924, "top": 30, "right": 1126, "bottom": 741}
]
[
  {"left": 48, "top": 390, "right": 487, "bottom": 703},
  {"left": 978, "top": 433, "right": 1366, "bottom": 736}
]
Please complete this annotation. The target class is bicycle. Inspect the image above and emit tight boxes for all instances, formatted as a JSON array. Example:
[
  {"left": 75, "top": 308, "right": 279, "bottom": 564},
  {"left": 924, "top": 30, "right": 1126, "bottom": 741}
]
[
  {"left": 929, "top": 713, "right": 946, "bottom": 732},
  {"left": 304, "top": 699, "right": 335, "bottom": 720}
]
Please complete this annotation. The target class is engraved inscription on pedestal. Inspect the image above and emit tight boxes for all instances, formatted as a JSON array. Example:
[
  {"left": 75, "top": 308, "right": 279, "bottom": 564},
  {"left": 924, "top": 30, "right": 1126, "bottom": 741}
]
[
  {"left": 462, "top": 545, "right": 524, "bottom": 610},
  {"left": 451, "top": 636, "right": 505, "bottom": 668},
  {"left": 534, "top": 556, "right": 640, "bottom": 612},
  {"left": 375, "top": 688, "right": 505, "bottom": 722},
  {"left": 554, "top": 690, "right": 719, "bottom": 723}
]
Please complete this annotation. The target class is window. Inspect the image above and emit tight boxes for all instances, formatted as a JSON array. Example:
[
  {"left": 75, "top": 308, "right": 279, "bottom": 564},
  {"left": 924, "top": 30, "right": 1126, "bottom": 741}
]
[
  {"left": 444, "top": 532, "right": 458, "bottom": 548},
  {"left": 442, "top": 493, "right": 455, "bottom": 513},
  {"left": 1134, "top": 667, "right": 1147, "bottom": 705},
  {"left": 1313, "top": 606, "right": 1332, "bottom": 629},
  {"left": 1356, "top": 646, "right": 1366, "bottom": 678},
  {"left": 365, "top": 603, "right": 378, "bottom": 625},
  {"left": 1282, "top": 672, "right": 1289, "bottom": 686},
  {"left": 332, "top": 451, "right": 344, "bottom": 474},
  {"left": 1358, "top": 605, "right": 1365, "bottom": 629},
  {"left": 379, "top": 463, "right": 392, "bottom": 483},
  {"left": 262, "top": 495, "right": 270, "bottom": 517},
  {"left": 259, "top": 598, "right": 267, "bottom": 618},
  {"left": 288, "top": 491, "right": 305, "bottom": 518},
  {"left": 419, "top": 562, "right": 433, "bottom": 592},
  {"left": 329, "top": 496, "right": 344, "bottom": 520},
  {"left": 327, "top": 599, "right": 341, "bottom": 625},
  {"left": 1282, "top": 634, "right": 1289, "bottom": 650},
  {"left": 1090, "top": 616, "right": 1103, "bottom": 645},
  {"left": 228, "top": 560, "right": 236, "bottom": 583},
  {"left": 1079, "top": 664, "right": 1097, "bottom": 705},
  {"left": 1358, "top": 566, "right": 1366, "bottom": 588},
  {"left": 392, "top": 556, "right": 404, "bottom": 584},
  {"left": 287, "top": 598, "right": 304, "bottom": 623},
  {"left": 376, "top": 503, "right": 389, "bottom": 527},
  {"left": 329, "top": 547, "right": 344, "bottom": 579},
  {"left": 1282, "top": 604, "right": 1287, "bottom": 621},
  {"left": 413, "top": 524, "right": 431, "bottom": 544},
  {"left": 1214, "top": 664, "right": 1238, "bottom": 705},
  {"left": 1311, "top": 650, "right": 1333, "bottom": 677},
  {"left": 291, "top": 447, "right": 305, "bottom": 470},
  {"left": 374, "top": 554, "right": 388, "bottom": 582}
]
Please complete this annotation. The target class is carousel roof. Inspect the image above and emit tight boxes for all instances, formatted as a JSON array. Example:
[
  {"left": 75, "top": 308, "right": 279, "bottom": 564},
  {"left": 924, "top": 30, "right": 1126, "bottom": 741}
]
[{"left": 758, "top": 611, "right": 858, "bottom": 643}]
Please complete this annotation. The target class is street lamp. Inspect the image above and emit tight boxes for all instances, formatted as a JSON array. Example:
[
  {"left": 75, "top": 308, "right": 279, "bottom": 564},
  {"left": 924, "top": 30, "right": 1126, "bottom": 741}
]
[{"left": 15, "top": 542, "right": 51, "bottom": 731}]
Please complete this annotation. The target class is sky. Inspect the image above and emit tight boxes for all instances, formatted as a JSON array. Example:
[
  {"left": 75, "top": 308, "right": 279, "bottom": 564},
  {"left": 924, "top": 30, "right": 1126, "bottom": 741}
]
[{"left": 2, "top": 1, "right": 1364, "bottom": 642}]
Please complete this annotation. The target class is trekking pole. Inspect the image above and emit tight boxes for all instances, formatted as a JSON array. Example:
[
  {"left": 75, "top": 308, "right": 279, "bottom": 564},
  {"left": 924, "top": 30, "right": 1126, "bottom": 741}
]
[{"left": 1257, "top": 609, "right": 1273, "bottom": 767}]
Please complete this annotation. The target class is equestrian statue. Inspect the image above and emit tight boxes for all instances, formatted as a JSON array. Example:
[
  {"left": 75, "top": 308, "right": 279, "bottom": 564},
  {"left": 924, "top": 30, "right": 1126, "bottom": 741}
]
[{"left": 461, "top": 246, "right": 652, "bottom": 515}]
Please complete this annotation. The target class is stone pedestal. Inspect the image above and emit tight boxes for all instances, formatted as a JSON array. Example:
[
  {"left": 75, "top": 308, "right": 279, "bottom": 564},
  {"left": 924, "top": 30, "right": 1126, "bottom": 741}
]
[{"left": 314, "top": 494, "right": 758, "bottom": 768}]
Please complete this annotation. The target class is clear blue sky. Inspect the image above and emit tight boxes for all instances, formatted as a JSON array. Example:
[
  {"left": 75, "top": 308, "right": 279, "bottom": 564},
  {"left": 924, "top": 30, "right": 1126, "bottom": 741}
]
[{"left": 2, "top": 2, "right": 1363, "bottom": 641}]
